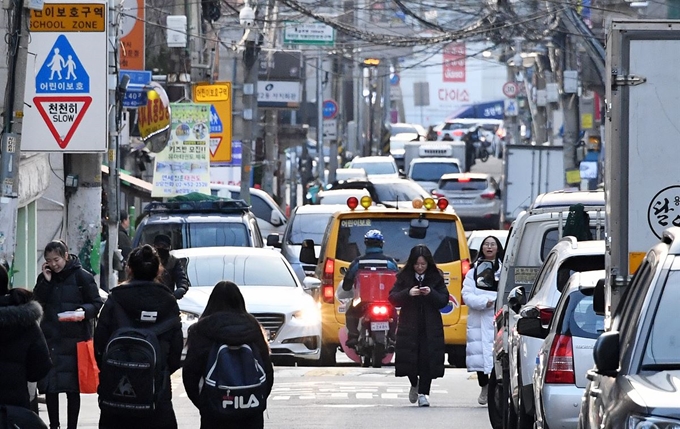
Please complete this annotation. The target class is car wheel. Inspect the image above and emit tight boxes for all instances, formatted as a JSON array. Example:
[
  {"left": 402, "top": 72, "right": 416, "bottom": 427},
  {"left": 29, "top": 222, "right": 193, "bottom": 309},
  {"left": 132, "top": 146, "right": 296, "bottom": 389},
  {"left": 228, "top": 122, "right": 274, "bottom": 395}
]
[
  {"left": 503, "top": 369, "right": 518, "bottom": 429},
  {"left": 516, "top": 369, "right": 534, "bottom": 429},
  {"left": 319, "top": 343, "right": 337, "bottom": 366},
  {"left": 487, "top": 370, "right": 503, "bottom": 429}
]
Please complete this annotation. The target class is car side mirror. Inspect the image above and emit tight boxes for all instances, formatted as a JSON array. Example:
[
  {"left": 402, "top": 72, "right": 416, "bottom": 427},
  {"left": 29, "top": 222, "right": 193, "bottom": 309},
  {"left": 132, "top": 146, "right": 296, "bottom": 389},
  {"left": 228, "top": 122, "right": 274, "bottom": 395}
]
[
  {"left": 516, "top": 317, "right": 548, "bottom": 339},
  {"left": 302, "top": 276, "right": 321, "bottom": 291},
  {"left": 507, "top": 286, "right": 526, "bottom": 314},
  {"left": 299, "top": 239, "right": 318, "bottom": 265},
  {"left": 593, "top": 331, "right": 620, "bottom": 377},
  {"left": 266, "top": 233, "right": 281, "bottom": 248},
  {"left": 593, "top": 278, "right": 605, "bottom": 316},
  {"left": 270, "top": 211, "right": 284, "bottom": 227}
]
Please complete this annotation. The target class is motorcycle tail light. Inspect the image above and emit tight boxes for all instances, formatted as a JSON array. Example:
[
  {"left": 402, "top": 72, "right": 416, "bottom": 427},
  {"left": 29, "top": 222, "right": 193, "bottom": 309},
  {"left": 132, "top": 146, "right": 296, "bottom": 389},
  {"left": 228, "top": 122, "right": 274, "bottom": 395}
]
[
  {"left": 545, "top": 334, "right": 575, "bottom": 384},
  {"left": 322, "top": 258, "right": 335, "bottom": 304},
  {"left": 370, "top": 304, "right": 390, "bottom": 321}
]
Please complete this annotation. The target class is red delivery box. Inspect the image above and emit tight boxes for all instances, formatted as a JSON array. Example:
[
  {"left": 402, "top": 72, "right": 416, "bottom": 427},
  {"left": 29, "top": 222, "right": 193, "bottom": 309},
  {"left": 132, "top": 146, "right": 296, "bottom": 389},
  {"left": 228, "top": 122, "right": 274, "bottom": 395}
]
[{"left": 354, "top": 269, "right": 396, "bottom": 302}]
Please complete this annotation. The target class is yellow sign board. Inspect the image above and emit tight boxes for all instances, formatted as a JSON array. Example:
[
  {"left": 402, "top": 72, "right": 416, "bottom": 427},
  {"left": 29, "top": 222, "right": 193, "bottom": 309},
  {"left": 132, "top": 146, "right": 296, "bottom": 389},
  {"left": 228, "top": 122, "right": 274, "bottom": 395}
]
[
  {"left": 629, "top": 252, "right": 646, "bottom": 275},
  {"left": 193, "top": 82, "right": 233, "bottom": 163},
  {"left": 138, "top": 90, "right": 171, "bottom": 142},
  {"left": 565, "top": 169, "right": 581, "bottom": 185},
  {"left": 30, "top": 4, "right": 106, "bottom": 32},
  {"left": 581, "top": 113, "right": 593, "bottom": 130}
]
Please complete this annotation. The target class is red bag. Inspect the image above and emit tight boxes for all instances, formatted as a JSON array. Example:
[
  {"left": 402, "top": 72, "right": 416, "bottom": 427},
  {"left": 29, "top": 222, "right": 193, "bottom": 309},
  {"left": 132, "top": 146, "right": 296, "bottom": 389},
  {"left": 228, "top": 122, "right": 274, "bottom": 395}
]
[{"left": 77, "top": 339, "right": 99, "bottom": 394}]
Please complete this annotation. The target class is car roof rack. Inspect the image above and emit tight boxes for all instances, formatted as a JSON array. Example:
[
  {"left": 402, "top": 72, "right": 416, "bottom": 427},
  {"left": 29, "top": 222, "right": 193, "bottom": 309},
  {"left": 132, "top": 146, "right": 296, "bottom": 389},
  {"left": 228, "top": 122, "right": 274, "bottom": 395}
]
[{"left": 143, "top": 199, "right": 250, "bottom": 214}]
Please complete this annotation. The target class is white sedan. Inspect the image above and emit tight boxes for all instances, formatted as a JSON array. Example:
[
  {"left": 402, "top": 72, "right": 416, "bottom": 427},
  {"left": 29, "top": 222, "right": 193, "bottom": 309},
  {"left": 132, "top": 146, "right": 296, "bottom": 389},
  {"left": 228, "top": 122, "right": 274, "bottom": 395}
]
[{"left": 172, "top": 247, "right": 322, "bottom": 363}]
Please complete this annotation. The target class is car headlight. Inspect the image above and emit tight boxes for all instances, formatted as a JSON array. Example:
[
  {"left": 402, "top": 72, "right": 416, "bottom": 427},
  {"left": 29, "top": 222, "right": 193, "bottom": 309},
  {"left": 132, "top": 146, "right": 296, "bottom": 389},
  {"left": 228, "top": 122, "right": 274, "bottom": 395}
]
[
  {"left": 180, "top": 310, "right": 200, "bottom": 325},
  {"left": 628, "top": 415, "right": 680, "bottom": 429},
  {"left": 293, "top": 306, "right": 321, "bottom": 324}
]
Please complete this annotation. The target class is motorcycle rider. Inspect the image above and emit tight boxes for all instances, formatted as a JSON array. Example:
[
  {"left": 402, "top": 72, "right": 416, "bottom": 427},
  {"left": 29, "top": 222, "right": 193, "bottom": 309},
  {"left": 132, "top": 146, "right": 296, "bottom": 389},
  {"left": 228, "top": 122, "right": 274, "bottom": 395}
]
[
  {"left": 341, "top": 230, "right": 398, "bottom": 348},
  {"left": 463, "top": 125, "right": 483, "bottom": 172}
]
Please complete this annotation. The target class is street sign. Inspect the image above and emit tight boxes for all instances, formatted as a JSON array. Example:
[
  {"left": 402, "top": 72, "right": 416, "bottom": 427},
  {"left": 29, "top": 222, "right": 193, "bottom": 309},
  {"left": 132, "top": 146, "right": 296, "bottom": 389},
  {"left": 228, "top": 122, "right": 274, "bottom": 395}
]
[
  {"left": 119, "top": 0, "right": 145, "bottom": 70},
  {"left": 257, "top": 81, "right": 302, "bottom": 109},
  {"left": 323, "top": 119, "right": 337, "bottom": 141},
  {"left": 390, "top": 74, "right": 400, "bottom": 86},
  {"left": 502, "top": 81, "right": 518, "bottom": 98},
  {"left": 193, "top": 82, "right": 233, "bottom": 162},
  {"left": 322, "top": 99, "right": 338, "bottom": 120},
  {"left": 23, "top": 2, "right": 107, "bottom": 152},
  {"left": 120, "top": 69, "right": 151, "bottom": 108},
  {"left": 504, "top": 99, "right": 518, "bottom": 116},
  {"left": 283, "top": 22, "right": 335, "bottom": 46}
]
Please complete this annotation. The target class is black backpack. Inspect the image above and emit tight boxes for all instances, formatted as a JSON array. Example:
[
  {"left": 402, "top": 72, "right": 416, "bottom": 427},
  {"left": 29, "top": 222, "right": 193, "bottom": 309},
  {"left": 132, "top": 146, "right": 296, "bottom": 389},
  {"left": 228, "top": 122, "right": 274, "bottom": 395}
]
[
  {"left": 98, "top": 299, "right": 178, "bottom": 415},
  {"left": 199, "top": 343, "right": 267, "bottom": 419}
]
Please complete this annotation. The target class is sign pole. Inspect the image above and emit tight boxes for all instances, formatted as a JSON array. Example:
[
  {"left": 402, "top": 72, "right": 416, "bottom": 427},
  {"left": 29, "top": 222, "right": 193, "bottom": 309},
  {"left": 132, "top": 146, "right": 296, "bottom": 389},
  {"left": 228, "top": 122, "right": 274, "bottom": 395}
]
[{"left": 316, "top": 51, "right": 325, "bottom": 181}]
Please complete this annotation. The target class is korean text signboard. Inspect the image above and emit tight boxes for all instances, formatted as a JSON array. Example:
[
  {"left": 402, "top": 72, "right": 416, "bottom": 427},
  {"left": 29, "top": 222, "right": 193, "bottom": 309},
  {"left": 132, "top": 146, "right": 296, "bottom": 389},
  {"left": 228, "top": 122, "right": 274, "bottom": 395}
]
[
  {"left": 151, "top": 103, "right": 211, "bottom": 197},
  {"left": 23, "top": 0, "right": 107, "bottom": 152},
  {"left": 119, "top": 0, "right": 145, "bottom": 70},
  {"left": 193, "top": 82, "right": 233, "bottom": 163},
  {"left": 443, "top": 42, "right": 466, "bottom": 83}
]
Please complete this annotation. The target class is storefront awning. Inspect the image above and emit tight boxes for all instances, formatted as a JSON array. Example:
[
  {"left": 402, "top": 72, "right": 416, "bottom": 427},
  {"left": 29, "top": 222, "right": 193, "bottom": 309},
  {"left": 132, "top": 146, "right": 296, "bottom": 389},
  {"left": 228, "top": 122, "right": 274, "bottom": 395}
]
[{"left": 446, "top": 100, "right": 505, "bottom": 120}]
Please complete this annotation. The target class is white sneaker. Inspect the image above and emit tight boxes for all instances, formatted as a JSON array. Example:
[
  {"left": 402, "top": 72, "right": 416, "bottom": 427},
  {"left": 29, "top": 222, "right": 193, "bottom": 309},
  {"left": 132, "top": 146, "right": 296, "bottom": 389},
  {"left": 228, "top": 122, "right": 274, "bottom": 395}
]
[
  {"left": 409, "top": 385, "right": 418, "bottom": 404},
  {"left": 418, "top": 394, "right": 430, "bottom": 407},
  {"left": 478, "top": 385, "right": 488, "bottom": 405}
]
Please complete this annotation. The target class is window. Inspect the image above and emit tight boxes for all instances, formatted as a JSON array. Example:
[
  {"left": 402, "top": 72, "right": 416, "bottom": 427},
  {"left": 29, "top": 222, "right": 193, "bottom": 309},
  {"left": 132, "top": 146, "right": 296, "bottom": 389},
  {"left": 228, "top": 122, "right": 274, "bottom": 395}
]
[
  {"left": 564, "top": 294, "right": 604, "bottom": 339},
  {"left": 373, "top": 182, "right": 427, "bottom": 202},
  {"left": 541, "top": 226, "right": 602, "bottom": 261},
  {"left": 555, "top": 255, "right": 605, "bottom": 293},
  {"left": 438, "top": 178, "right": 487, "bottom": 191},
  {"left": 287, "top": 212, "right": 334, "bottom": 245},
  {"left": 410, "top": 163, "right": 461, "bottom": 182},
  {"left": 188, "top": 223, "right": 249, "bottom": 247},
  {"left": 351, "top": 162, "right": 396, "bottom": 175},
  {"left": 334, "top": 218, "right": 460, "bottom": 264},
  {"left": 139, "top": 223, "right": 184, "bottom": 249},
  {"left": 528, "top": 252, "right": 558, "bottom": 298},
  {"left": 186, "top": 254, "right": 297, "bottom": 287},
  {"left": 249, "top": 195, "right": 273, "bottom": 224},
  {"left": 642, "top": 270, "right": 680, "bottom": 367}
]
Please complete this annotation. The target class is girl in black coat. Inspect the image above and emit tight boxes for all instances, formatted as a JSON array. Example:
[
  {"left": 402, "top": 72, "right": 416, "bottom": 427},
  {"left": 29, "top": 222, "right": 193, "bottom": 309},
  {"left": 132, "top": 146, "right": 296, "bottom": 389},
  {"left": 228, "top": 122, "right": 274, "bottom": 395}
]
[
  {"left": 34, "top": 240, "right": 103, "bottom": 429},
  {"left": 183, "top": 281, "right": 274, "bottom": 429},
  {"left": 389, "top": 244, "right": 449, "bottom": 407},
  {"left": 0, "top": 273, "right": 52, "bottom": 410},
  {"left": 94, "top": 245, "right": 183, "bottom": 429}
]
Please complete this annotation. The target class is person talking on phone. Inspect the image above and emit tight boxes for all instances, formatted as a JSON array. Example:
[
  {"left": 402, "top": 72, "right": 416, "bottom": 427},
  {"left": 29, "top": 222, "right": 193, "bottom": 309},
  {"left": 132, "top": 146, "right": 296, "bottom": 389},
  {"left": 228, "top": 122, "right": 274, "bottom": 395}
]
[
  {"left": 462, "top": 235, "right": 504, "bottom": 406},
  {"left": 33, "top": 239, "right": 103, "bottom": 429},
  {"left": 388, "top": 244, "right": 448, "bottom": 408}
]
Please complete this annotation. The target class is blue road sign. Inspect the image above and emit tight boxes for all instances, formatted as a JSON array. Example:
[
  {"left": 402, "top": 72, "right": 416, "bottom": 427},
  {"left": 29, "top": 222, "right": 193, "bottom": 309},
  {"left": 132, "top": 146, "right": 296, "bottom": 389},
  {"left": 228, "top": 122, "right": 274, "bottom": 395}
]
[
  {"left": 390, "top": 74, "right": 400, "bottom": 86},
  {"left": 36, "top": 35, "right": 89, "bottom": 94},
  {"left": 210, "top": 104, "right": 223, "bottom": 134},
  {"left": 120, "top": 70, "right": 152, "bottom": 108},
  {"left": 322, "top": 99, "right": 338, "bottom": 120}
]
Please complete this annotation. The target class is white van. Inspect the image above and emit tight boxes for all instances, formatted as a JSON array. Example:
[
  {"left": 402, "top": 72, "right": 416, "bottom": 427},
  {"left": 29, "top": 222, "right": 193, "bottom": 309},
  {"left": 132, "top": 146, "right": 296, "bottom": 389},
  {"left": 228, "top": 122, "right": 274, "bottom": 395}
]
[
  {"left": 210, "top": 184, "right": 287, "bottom": 237},
  {"left": 407, "top": 156, "right": 462, "bottom": 192}
]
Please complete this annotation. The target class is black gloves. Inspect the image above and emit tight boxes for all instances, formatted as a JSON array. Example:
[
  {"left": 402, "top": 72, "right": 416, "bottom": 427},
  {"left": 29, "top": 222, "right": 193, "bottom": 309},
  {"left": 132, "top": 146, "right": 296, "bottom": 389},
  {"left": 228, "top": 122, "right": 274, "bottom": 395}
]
[{"left": 173, "top": 288, "right": 187, "bottom": 300}]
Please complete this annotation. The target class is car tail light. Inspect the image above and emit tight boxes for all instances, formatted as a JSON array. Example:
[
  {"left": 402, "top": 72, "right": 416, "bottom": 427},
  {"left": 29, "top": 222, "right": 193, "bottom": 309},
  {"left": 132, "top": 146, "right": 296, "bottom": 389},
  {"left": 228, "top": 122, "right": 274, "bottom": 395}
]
[
  {"left": 437, "top": 130, "right": 442, "bottom": 136},
  {"left": 457, "top": 176, "right": 471, "bottom": 182},
  {"left": 432, "top": 191, "right": 445, "bottom": 198},
  {"left": 480, "top": 192, "right": 496, "bottom": 200},
  {"left": 496, "top": 128, "right": 506, "bottom": 139},
  {"left": 369, "top": 304, "right": 390, "bottom": 321},
  {"left": 545, "top": 334, "right": 575, "bottom": 384},
  {"left": 460, "top": 259, "right": 471, "bottom": 306},
  {"left": 539, "top": 307, "right": 554, "bottom": 328},
  {"left": 322, "top": 258, "right": 335, "bottom": 304},
  {"left": 453, "top": 130, "right": 465, "bottom": 137}
]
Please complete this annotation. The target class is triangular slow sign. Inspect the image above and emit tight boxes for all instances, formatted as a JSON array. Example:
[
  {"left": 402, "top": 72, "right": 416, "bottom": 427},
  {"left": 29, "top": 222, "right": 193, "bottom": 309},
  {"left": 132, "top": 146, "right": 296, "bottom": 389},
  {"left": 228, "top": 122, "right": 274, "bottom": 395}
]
[
  {"left": 36, "top": 35, "right": 89, "bottom": 94},
  {"left": 34, "top": 96, "right": 92, "bottom": 148},
  {"left": 210, "top": 137, "right": 222, "bottom": 157}
]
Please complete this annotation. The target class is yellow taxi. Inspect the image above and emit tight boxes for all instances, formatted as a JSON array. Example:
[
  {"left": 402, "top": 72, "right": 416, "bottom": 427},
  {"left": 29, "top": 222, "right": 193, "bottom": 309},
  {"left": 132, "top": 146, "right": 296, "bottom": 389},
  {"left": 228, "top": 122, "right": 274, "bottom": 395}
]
[{"left": 300, "top": 195, "right": 471, "bottom": 365}]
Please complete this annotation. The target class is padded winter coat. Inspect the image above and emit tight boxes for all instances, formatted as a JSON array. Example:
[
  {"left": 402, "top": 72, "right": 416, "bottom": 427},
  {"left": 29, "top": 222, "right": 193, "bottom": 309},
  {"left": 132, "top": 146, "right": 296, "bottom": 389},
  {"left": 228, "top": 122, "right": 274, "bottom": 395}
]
[
  {"left": 0, "top": 297, "right": 52, "bottom": 408},
  {"left": 33, "top": 256, "right": 103, "bottom": 394},
  {"left": 461, "top": 260, "right": 501, "bottom": 374}
]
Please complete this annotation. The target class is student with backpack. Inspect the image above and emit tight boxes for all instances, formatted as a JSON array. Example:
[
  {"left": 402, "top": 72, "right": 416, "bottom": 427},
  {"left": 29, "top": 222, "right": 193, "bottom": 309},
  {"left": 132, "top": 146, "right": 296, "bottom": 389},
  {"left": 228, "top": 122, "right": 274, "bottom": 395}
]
[
  {"left": 93, "top": 245, "right": 183, "bottom": 429},
  {"left": 182, "top": 281, "right": 274, "bottom": 429},
  {"left": 34, "top": 240, "right": 103, "bottom": 429}
]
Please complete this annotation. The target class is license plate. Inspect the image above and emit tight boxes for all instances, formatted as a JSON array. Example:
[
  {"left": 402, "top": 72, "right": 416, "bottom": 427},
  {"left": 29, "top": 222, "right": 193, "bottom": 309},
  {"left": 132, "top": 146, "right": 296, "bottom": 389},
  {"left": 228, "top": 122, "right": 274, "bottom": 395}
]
[
  {"left": 452, "top": 199, "right": 472, "bottom": 205},
  {"left": 371, "top": 321, "right": 389, "bottom": 331}
]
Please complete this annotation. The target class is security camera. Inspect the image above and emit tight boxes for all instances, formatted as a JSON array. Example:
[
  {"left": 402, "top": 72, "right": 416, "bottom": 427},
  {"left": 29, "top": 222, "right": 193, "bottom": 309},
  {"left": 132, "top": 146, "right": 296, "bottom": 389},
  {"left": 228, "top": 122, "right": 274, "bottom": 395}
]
[{"left": 239, "top": 5, "right": 256, "bottom": 28}]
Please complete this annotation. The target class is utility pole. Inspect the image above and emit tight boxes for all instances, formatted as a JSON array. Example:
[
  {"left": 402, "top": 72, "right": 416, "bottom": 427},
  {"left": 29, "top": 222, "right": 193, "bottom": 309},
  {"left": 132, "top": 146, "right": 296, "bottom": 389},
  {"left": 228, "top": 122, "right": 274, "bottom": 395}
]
[
  {"left": 0, "top": 0, "right": 30, "bottom": 268},
  {"left": 316, "top": 53, "right": 325, "bottom": 179},
  {"left": 561, "top": 35, "right": 580, "bottom": 185},
  {"left": 241, "top": 37, "right": 260, "bottom": 205},
  {"left": 262, "top": 0, "right": 278, "bottom": 198}
]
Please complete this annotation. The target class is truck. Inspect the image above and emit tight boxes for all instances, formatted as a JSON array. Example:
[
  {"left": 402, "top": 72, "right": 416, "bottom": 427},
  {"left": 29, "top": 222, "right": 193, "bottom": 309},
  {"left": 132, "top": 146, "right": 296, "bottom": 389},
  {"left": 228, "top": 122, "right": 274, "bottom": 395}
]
[
  {"left": 604, "top": 20, "right": 680, "bottom": 320},
  {"left": 403, "top": 141, "right": 466, "bottom": 174},
  {"left": 501, "top": 144, "right": 564, "bottom": 227}
]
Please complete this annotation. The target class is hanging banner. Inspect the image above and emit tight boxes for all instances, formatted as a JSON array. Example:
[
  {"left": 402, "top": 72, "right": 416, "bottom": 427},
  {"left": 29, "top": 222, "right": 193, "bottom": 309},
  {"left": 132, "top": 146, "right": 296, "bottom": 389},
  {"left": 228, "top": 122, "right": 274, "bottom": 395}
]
[{"left": 151, "top": 103, "right": 211, "bottom": 197}]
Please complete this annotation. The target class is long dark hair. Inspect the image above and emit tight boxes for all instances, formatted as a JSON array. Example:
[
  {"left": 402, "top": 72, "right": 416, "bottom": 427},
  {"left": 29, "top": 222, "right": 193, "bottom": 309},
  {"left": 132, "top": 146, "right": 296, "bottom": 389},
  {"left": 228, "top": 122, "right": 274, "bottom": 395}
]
[
  {"left": 476, "top": 235, "right": 505, "bottom": 272},
  {"left": 201, "top": 281, "right": 248, "bottom": 319},
  {"left": 397, "top": 244, "right": 442, "bottom": 281},
  {"left": 126, "top": 244, "right": 161, "bottom": 281}
]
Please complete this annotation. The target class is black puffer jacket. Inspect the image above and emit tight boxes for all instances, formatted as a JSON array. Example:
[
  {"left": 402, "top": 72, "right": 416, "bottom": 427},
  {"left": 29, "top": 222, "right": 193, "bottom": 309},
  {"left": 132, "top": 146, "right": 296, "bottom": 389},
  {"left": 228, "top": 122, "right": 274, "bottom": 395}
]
[
  {"left": 183, "top": 311, "right": 274, "bottom": 429},
  {"left": 389, "top": 270, "right": 448, "bottom": 379},
  {"left": 33, "top": 255, "right": 103, "bottom": 394},
  {"left": 0, "top": 297, "right": 52, "bottom": 408},
  {"left": 158, "top": 254, "right": 190, "bottom": 299},
  {"left": 93, "top": 280, "right": 183, "bottom": 429}
]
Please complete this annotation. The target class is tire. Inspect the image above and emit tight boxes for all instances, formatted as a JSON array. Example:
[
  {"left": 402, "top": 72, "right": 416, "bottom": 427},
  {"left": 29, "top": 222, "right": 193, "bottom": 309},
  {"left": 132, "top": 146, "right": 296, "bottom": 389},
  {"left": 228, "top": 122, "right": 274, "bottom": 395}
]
[
  {"left": 487, "top": 370, "right": 503, "bottom": 429},
  {"left": 480, "top": 149, "right": 489, "bottom": 163},
  {"left": 516, "top": 367, "right": 534, "bottom": 429},
  {"left": 319, "top": 343, "right": 337, "bottom": 366},
  {"left": 371, "top": 343, "right": 385, "bottom": 368},
  {"left": 503, "top": 369, "right": 518, "bottom": 429},
  {"left": 447, "top": 345, "right": 466, "bottom": 368}
]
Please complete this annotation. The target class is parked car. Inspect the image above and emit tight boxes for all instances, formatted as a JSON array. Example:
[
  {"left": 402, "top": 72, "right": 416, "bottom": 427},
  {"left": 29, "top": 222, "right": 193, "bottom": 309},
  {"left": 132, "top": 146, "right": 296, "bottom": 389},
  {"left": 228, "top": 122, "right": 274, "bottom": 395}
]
[
  {"left": 506, "top": 237, "right": 605, "bottom": 429},
  {"left": 210, "top": 184, "right": 287, "bottom": 237},
  {"left": 467, "top": 229, "right": 509, "bottom": 260},
  {"left": 407, "top": 157, "right": 462, "bottom": 193},
  {"left": 348, "top": 155, "right": 401, "bottom": 179},
  {"left": 317, "top": 188, "right": 372, "bottom": 205},
  {"left": 267, "top": 204, "right": 347, "bottom": 282},
  {"left": 327, "top": 177, "right": 431, "bottom": 209},
  {"left": 386, "top": 122, "right": 426, "bottom": 170},
  {"left": 433, "top": 173, "right": 501, "bottom": 229},
  {"left": 173, "top": 246, "right": 322, "bottom": 363},
  {"left": 132, "top": 199, "right": 265, "bottom": 249},
  {"left": 433, "top": 118, "right": 506, "bottom": 158},
  {"left": 518, "top": 269, "right": 605, "bottom": 429},
  {"left": 334, "top": 168, "right": 367, "bottom": 182},
  {"left": 578, "top": 227, "right": 680, "bottom": 429}
]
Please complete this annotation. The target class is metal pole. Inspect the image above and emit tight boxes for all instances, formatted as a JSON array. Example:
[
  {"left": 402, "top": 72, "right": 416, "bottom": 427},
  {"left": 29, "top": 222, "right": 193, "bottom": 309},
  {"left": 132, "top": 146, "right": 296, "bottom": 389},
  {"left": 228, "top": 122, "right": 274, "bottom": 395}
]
[
  {"left": 316, "top": 52, "right": 325, "bottom": 181},
  {"left": 241, "top": 41, "right": 258, "bottom": 205}
]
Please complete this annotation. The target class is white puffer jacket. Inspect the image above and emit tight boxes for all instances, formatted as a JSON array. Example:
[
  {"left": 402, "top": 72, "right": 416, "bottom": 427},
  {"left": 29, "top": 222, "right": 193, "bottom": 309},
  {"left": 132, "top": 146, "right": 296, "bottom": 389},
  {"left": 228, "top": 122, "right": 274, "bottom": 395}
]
[{"left": 462, "top": 260, "right": 501, "bottom": 374}]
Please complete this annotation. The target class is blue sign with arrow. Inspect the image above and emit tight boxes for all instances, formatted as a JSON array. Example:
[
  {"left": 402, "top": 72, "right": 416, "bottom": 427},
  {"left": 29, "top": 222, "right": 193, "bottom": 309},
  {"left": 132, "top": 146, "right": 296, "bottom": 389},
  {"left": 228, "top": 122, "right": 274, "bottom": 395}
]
[
  {"left": 120, "top": 70, "right": 152, "bottom": 108},
  {"left": 322, "top": 99, "right": 338, "bottom": 120},
  {"left": 36, "top": 35, "right": 89, "bottom": 94}
]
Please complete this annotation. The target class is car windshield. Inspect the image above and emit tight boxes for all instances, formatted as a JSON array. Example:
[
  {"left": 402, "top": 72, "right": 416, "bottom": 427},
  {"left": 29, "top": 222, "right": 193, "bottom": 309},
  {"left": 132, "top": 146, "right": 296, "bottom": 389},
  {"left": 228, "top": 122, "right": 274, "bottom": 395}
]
[
  {"left": 185, "top": 253, "right": 297, "bottom": 287},
  {"left": 351, "top": 161, "right": 396, "bottom": 175},
  {"left": 444, "top": 122, "right": 476, "bottom": 131},
  {"left": 137, "top": 222, "right": 250, "bottom": 248},
  {"left": 565, "top": 294, "right": 604, "bottom": 339},
  {"left": 411, "top": 163, "right": 460, "bottom": 182},
  {"left": 334, "top": 218, "right": 460, "bottom": 263},
  {"left": 391, "top": 125, "right": 419, "bottom": 135},
  {"left": 287, "top": 212, "right": 334, "bottom": 245},
  {"left": 641, "top": 270, "right": 680, "bottom": 367},
  {"left": 438, "top": 177, "right": 488, "bottom": 191},
  {"left": 373, "top": 181, "right": 427, "bottom": 202}
]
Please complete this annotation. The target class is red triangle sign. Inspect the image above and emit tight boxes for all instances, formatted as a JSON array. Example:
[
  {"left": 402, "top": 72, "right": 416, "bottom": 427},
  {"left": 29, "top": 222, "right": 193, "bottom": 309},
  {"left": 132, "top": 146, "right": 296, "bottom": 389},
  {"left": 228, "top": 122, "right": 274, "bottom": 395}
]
[
  {"left": 33, "top": 96, "right": 92, "bottom": 149},
  {"left": 210, "top": 136, "right": 222, "bottom": 157}
]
